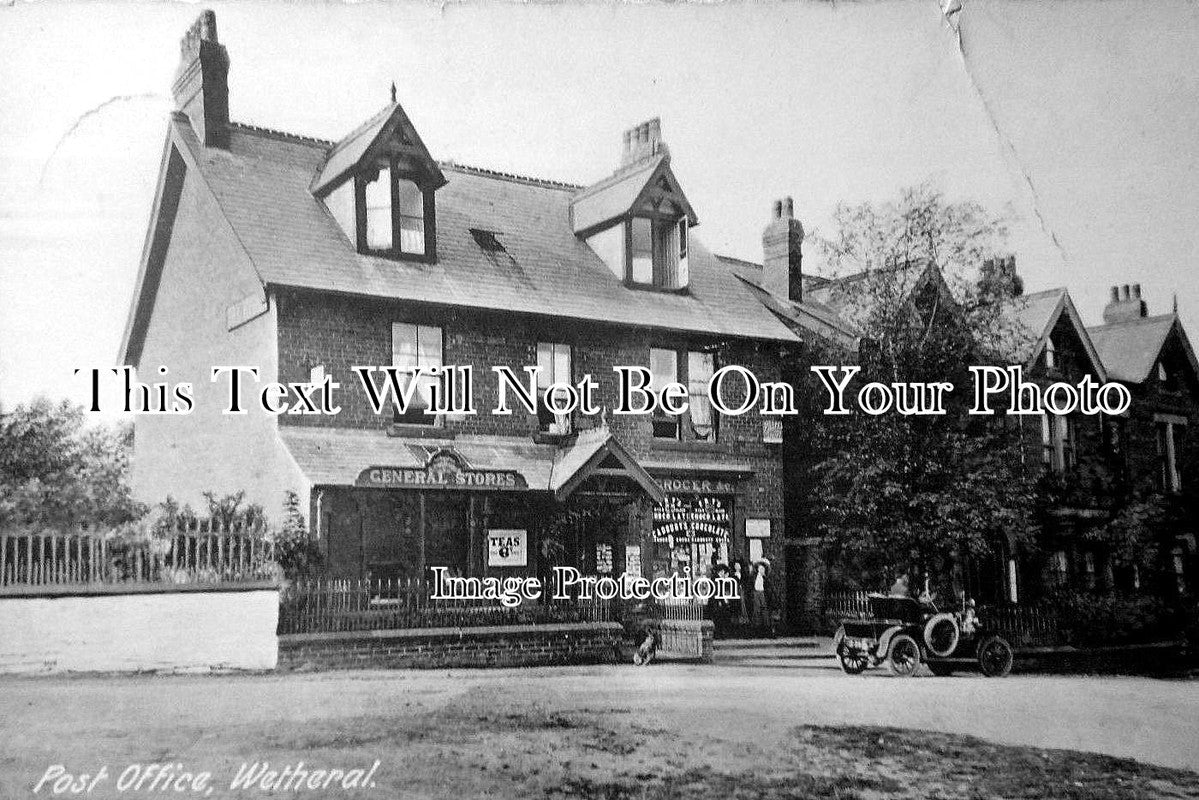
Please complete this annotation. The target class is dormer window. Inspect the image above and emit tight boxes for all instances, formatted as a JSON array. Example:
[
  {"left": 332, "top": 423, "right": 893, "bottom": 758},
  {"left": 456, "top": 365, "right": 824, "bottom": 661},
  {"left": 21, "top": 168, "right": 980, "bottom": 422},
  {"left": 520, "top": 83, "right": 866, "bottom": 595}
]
[
  {"left": 586, "top": 216, "right": 689, "bottom": 292},
  {"left": 572, "top": 119, "right": 698, "bottom": 292},
  {"left": 312, "top": 98, "right": 446, "bottom": 263},
  {"left": 359, "top": 162, "right": 432, "bottom": 259}
]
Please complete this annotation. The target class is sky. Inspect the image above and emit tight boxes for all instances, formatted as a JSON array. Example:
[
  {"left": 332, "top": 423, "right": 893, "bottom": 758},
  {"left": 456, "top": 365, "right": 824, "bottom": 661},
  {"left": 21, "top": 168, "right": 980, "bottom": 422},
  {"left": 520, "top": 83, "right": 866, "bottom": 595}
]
[{"left": 0, "top": 0, "right": 1196, "bottom": 416}]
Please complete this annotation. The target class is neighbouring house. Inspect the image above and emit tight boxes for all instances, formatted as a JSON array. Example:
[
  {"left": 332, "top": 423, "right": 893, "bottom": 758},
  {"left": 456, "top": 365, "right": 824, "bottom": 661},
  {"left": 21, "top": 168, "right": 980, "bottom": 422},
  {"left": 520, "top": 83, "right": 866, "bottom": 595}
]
[
  {"left": 983, "top": 270, "right": 1199, "bottom": 606},
  {"left": 119, "top": 11, "right": 850, "bottom": 624}
]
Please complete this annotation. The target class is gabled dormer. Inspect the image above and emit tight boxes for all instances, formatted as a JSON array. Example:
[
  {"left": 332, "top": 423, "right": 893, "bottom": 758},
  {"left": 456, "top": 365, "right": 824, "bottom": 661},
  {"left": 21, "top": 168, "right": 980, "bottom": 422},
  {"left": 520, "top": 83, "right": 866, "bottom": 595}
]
[
  {"left": 571, "top": 119, "right": 698, "bottom": 292},
  {"left": 312, "top": 89, "right": 446, "bottom": 262}
]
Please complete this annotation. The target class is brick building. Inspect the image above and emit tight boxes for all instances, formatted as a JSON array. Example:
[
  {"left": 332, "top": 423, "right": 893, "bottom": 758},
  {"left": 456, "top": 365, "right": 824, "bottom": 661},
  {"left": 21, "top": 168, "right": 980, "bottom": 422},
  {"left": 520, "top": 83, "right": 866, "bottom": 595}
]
[{"left": 119, "top": 12, "right": 853, "bottom": 619}]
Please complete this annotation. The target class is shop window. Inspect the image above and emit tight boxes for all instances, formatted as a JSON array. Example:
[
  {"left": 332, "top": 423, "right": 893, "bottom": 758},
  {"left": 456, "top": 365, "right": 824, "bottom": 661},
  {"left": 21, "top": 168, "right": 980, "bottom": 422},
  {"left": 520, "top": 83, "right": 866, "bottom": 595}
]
[
  {"left": 392, "top": 322, "right": 443, "bottom": 425},
  {"left": 536, "top": 342, "right": 572, "bottom": 435},
  {"left": 1041, "top": 413, "right": 1074, "bottom": 473},
  {"left": 649, "top": 348, "right": 679, "bottom": 439}
]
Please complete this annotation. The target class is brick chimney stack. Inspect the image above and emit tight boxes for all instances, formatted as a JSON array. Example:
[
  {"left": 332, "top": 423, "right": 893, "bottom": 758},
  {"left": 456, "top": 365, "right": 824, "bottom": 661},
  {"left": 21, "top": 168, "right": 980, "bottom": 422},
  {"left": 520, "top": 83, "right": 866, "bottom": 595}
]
[
  {"left": 979, "top": 254, "right": 1023, "bottom": 298},
  {"left": 762, "top": 197, "right": 804, "bottom": 303},
  {"left": 1103, "top": 283, "right": 1148, "bottom": 324},
  {"left": 172, "top": 10, "right": 230, "bottom": 148},
  {"left": 620, "top": 118, "right": 668, "bottom": 167}
]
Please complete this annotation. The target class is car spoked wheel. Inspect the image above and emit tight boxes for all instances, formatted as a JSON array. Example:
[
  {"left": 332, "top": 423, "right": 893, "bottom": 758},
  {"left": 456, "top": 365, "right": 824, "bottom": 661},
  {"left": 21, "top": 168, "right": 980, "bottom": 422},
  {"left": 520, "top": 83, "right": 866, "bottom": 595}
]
[
  {"left": 978, "top": 635, "right": 1014, "bottom": 678},
  {"left": 886, "top": 633, "right": 922, "bottom": 677},
  {"left": 836, "top": 644, "right": 870, "bottom": 675}
]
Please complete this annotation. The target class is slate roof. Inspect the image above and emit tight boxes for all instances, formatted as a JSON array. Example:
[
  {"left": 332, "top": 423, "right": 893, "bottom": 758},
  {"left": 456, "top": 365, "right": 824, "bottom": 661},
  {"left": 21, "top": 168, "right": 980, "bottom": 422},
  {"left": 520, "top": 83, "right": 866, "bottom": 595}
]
[
  {"left": 997, "top": 287, "right": 1106, "bottom": 378},
  {"left": 999, "top": 287, "right": 1067, "bottom": 363},
  {"left": 1087, "top": 313, "right": 1181, "bottom": 383},
  {"left": 569, "top": 155, "right": 697, "bottom": 236},
  {"left": 279, "top": 425, "right": 663, "bottom": 499},
  {"left": 163, "top": 114, "right": 802, "bottom": 344}
]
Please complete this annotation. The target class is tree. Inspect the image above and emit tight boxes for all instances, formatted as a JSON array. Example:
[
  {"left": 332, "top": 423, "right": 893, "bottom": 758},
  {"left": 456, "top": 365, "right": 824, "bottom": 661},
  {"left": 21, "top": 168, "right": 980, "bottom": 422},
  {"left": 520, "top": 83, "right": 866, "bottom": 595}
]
[
  {"left": 798, "top": 184, "right": 1037, "bottom": 599},
  {"left": 0, "top": 397, "right": 144, "bottom": 528}
]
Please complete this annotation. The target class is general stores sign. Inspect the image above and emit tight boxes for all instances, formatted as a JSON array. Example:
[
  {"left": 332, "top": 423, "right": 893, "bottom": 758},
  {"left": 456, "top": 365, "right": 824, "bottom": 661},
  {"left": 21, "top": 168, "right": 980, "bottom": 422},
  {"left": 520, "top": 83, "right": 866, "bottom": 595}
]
[{"left": 355, "top": 449, "right": 526, "bottom": 491}]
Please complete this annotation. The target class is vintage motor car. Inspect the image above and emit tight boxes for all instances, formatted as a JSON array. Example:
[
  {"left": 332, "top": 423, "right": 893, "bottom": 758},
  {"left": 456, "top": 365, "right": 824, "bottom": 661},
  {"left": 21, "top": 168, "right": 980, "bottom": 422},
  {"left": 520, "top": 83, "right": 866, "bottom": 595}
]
[{"left": 832, "top": 594, "right": 1014, "bottom": 677}]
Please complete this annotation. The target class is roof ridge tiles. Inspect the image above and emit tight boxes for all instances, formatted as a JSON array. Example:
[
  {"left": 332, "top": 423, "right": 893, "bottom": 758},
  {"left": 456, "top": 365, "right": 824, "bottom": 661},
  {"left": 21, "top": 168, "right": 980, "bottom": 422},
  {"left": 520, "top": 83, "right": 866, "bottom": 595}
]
[
  {"left": 228, "top": 121, "right": 333, "bottom": 147},
  {"left": 440, "top": 161, "right": 583, "bottom": 191}
]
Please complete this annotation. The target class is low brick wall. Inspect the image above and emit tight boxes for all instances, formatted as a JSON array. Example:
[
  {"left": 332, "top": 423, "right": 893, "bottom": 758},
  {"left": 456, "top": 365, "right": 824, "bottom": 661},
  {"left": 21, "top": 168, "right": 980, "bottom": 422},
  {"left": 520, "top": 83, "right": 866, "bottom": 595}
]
[
  {"left": 0, "top": 583, "right": 279, "bottom": 674},
  {"left": 278, "top": 622, "right": 624, "bottom": 671}
]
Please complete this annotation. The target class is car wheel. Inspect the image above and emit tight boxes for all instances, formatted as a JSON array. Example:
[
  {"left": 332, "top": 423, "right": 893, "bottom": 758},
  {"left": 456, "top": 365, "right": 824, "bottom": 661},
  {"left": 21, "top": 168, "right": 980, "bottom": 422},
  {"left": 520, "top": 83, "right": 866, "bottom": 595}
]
[
  {"left": 927, "top": 661, "right": 955, "bottom": 677},
  {"left": 836, "top": 644, "right": 870, "bottom": 675},
  {"left": 887, "top": 633, "right": 922, "bottom": 678},
  {"left": 978, "top": 635, "right": 1014, "bottom": 678}
]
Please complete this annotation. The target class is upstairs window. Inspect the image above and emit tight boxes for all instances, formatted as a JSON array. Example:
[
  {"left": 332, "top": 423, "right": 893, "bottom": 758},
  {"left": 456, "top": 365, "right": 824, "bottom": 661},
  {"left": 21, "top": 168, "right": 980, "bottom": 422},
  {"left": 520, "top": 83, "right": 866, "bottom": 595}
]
[
  {"left": 392, "top": 322, "right": 443, "bottom": 426},
  {"left": 330, "top": 161, "right": 434, "bottom": 261},
  {"left": 1041, "top": 413, "right": 1073, "bottom": 473},
  {"left": 649, "top": 348, "right": 680, "bottom": 439},
  {"left": 536, "top": 342, "right": 572, "bottom": 435},
  {"left": 650, "top": 347, "right": 718, "bottom": 442},
  {"left": 587, "top": 217, "right": 689, "bottom": 291},
  {"left": 1156, "top": 416, "right": 1185, "bottom": 493},
  {"left": 1043, "top": 338, "right": 1057, "bottom": 371},
  {"left": 687, "top": 351, "right": 715, "bottom": 441}
]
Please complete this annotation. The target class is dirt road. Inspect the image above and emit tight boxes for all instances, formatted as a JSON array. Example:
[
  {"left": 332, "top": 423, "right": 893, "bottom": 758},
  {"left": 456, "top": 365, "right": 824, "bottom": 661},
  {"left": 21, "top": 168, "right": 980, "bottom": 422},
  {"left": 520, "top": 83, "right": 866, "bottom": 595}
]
[{"left": 2, "top": 661, "right": 1197, "bottom": 799}]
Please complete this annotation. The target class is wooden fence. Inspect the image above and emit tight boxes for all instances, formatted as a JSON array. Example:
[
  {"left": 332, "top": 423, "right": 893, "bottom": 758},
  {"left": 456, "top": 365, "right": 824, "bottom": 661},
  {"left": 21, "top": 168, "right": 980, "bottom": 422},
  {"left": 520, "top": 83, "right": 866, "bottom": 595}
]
[
  {"left": 277, "top": 577, "right": 615, "bottom": 634},
  {"left": 0, "top": 524, "right": 277, "bottom": 588}
]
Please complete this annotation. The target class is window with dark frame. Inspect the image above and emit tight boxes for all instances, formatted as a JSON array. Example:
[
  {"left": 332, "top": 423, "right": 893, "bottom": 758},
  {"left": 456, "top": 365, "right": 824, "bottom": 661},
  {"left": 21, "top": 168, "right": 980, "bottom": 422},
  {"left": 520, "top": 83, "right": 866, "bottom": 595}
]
[
  {"left": 625, "top": 216, "right": 689, "bottom": 290},
  {"left": 392, "top": 322, "right": 443, "bottom": 426},
  {"left": 1041, "top": 413, "right": 1073, "bottom": 473},
  {"left": 1157, "top": 418, "right": 1185, "bottom": 493},
  {"left": 536, "top": 342, "right": 572, "bottom": 435},
  {"left": 355, "top": 160, "right": 434, "bottom": 261},
  {"left": 649, "top": 347, "right": 718, "bottom": 442},
  {"left": 649, "top": 348, "right": 679, "bottom": 439}
]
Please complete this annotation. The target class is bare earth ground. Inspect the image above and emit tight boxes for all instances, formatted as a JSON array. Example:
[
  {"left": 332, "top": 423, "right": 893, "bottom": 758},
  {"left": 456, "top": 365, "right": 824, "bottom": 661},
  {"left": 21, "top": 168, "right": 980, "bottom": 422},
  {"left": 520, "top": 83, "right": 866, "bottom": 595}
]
[{"left": 3, "top": 658, "right": 1199, "bottom": 799}]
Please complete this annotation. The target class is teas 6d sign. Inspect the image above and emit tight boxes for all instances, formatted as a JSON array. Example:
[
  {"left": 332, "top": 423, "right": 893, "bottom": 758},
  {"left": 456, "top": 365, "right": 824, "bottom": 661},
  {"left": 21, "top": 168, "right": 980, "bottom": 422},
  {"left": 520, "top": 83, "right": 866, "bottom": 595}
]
[{"left": 488, "top": 529, "right": 527, "bottom": 567}]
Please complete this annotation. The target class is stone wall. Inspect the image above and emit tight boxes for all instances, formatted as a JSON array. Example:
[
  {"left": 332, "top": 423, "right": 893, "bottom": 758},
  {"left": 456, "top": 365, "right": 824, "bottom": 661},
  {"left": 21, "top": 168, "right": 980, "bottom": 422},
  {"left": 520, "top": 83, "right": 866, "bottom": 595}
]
[
  {"left": 0, "top": 585, "right": 279, "bottom": 674},
  {"left": 278, "top": 622, "right": 623, "bottom": 670}
]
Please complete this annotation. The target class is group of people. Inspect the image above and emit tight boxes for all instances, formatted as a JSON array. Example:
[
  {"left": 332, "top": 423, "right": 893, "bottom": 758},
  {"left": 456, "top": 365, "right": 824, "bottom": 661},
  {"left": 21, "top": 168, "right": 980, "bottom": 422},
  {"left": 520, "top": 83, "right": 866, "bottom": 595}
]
[{"left": 707, "top": 557, "right": 774, "bottom": 636}]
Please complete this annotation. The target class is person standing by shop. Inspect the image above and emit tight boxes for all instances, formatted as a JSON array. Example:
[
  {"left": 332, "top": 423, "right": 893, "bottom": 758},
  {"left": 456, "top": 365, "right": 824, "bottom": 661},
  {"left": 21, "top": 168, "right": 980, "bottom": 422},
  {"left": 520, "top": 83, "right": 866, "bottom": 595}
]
[{"left": 752, "top": 558, "right": 772, "bottom": 634}]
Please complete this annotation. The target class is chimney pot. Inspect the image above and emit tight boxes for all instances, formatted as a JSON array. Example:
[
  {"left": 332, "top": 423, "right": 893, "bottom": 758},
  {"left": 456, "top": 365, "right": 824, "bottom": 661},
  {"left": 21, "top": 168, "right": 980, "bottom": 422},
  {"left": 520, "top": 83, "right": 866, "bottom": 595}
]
[
  {"left": 172, "top": 10, "right": 230, "bottom": 148},
  {"left": 1133, "top": 283, "right": 1142, "bottom": 299},
  {"left": 763, "top": 196, "right": 804, "bottom": 303},
  {"left": 199, "top": 9, "right": 218, "bottom": 42},
  {"left": 1122, "top": 284, "right": 1131, "bottom": 300},
  {"left": 1110, "top": 286, "right": 1119, "bottom": 302}
]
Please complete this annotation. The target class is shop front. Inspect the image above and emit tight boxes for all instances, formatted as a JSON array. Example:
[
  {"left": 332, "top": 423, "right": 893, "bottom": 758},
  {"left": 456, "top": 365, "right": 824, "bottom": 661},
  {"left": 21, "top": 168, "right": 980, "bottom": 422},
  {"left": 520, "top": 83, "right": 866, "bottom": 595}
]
[{"left": 280, "top": 427, "right": 665, "bottom": 586}]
